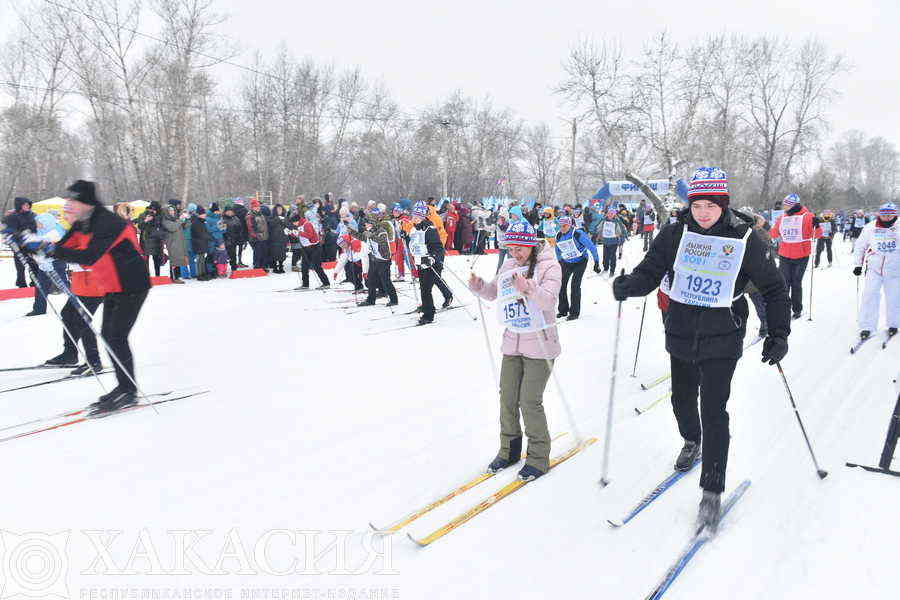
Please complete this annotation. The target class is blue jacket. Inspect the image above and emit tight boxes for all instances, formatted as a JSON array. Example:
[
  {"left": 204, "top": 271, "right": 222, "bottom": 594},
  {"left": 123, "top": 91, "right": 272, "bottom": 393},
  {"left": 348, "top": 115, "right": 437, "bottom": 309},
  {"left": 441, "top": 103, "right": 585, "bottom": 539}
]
[
  {"left": 206, "top": 213, "right": 225, "bottom": 248},
  {"left": 555, "top": 228, "right": 599, "bottom": 263}
]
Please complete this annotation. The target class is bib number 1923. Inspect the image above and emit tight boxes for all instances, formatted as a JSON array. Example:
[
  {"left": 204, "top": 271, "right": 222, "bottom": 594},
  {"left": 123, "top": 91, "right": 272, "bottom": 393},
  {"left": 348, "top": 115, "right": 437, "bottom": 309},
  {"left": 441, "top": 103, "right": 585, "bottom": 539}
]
[{"left": 684, "top": 274, "right": 722, "bottom": 297}]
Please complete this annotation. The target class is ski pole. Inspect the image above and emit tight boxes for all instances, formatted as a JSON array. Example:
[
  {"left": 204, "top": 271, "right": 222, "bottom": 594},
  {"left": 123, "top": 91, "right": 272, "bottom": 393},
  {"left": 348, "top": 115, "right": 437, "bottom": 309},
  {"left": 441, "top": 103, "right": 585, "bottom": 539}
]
[
  {"left": 7, "top": 237, "right": 151, "bottom": 405},
  {"left": 471, "top": 284, "right": 500, "bottom": 392},
  {"left": 599, "top": 269, "right": 626, "bottom": 487},
  {"left": 807, "top": 254, "right": 814, "bottom": 322},
  {"left": 533, "top": 323, "right": 583, "bottom": 446},
  {"left": 775, "top": 363, "right": 828, "bottom": 479},
  {"left": 630, "top": 296, "right": 647, "bottom": 377},
  {"left": 431, "top": 266, "right": 477, "bottom": 322},
  {"left": 2, "top": 238, "right": 109, "bottom": 392}
]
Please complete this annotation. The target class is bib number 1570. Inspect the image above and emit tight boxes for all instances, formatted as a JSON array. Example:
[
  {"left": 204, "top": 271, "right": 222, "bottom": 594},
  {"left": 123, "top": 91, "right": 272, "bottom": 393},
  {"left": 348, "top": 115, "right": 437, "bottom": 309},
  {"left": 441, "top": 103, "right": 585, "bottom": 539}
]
[{"left": 503, "top": 301, "right": 530, "bottom": 320}]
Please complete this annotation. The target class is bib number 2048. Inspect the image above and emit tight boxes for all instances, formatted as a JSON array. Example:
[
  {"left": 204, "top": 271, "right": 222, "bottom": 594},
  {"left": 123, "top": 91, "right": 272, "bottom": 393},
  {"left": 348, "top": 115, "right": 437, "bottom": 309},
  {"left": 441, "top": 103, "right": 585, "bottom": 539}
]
[
  {"left": 503, "top": 302, "right": 530, "bottom": 320},
  {"left": 684, "top": 275, "right": 722, "bottom": 297}
]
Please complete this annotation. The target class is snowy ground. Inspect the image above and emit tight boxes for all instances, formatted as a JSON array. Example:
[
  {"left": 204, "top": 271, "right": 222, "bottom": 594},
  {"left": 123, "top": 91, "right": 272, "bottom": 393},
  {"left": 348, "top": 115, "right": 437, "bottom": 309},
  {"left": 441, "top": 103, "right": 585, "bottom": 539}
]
[{"left": 0, "top": 235, "right": 896, "bottom": 600}]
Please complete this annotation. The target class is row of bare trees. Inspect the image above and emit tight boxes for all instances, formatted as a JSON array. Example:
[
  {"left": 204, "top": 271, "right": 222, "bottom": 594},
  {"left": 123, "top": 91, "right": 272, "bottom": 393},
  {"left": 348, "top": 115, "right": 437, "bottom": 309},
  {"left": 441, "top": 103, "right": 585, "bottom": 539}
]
[{"left": 2, "top": 2, "right": 896, "bottom": 213}]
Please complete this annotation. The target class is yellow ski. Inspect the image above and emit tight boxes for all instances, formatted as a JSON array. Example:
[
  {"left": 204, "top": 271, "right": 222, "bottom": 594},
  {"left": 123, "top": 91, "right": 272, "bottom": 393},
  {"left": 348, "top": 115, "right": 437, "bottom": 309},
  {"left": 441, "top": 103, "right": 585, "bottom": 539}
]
[
  {"left": 407, "top": 438, "right": 597, "bottom": 547},
  {"left": 369, "top": 432, "right": 568, "bottom": 534}
]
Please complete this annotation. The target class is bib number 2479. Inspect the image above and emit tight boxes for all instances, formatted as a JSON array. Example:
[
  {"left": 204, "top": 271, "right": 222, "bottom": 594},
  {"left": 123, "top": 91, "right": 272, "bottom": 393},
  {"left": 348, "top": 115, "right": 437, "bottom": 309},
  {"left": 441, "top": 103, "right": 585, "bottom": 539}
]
[{"left": 684, "top": 275, "right": 722, "bottom": 297}]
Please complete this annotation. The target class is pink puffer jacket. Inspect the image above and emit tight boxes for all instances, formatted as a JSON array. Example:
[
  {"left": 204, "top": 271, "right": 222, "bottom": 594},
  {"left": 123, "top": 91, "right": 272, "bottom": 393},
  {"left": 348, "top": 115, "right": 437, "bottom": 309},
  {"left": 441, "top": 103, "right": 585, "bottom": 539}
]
[{"left": 469, "top": 244, "right": 563, "bottom": 359}]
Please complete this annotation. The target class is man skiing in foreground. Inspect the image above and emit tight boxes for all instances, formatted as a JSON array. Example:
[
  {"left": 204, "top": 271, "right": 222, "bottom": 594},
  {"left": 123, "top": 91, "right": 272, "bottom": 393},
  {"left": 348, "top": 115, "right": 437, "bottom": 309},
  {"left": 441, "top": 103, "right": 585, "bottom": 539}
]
[
  {"left": 25, "top": 180, "right": 151, "bottom": 415},
  {"left": 612, "top": 167, "right": 790, "bottom": 533}
]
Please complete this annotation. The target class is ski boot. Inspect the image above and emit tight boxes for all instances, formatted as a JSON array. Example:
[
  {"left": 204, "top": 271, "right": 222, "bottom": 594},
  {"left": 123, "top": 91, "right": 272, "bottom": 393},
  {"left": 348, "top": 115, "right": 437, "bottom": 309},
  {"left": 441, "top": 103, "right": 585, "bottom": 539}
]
[
  {"left": 385, "top": 300, "right": 399, "bottom": 307},
  {"left": 70, "top": 363, "right": 102, "bottom": 377},
  {"left": 44, "top": 353, "right": 79, "bottom": 368},
  {"left": 675, "top": 440, "right": 701, "bottom": 472},
  {"left": 357, "top": 299, "right": 376, "bottom": 307},
  {"left": 89, "top": 389, "right": 137, "bottom": 416},
  {"left": 417, "top": 314, "right": 434, "bottom": 326},
  {"left": 517, "top": 464, "right": 546, "bottom": 482},
  {"left": 316, "top": 283, "right": 330, "bottom": 290},
  {"left": 888, "top": 327, "right": 897, "bottom": 337},
  {"left": 696, "top": 490, "right": 722, "bottom": 535},
  {"left": 860, "top": 330, "right": 871, "bottom": 340},
  {"left": 557, "top": 311, "right": 568, "bottom": 319},
  {"left": 441, "top": 295, "right": 453, "bottom": 309},
  {"left": 487, "top": 437, "right": 522, "bottom": 473}
]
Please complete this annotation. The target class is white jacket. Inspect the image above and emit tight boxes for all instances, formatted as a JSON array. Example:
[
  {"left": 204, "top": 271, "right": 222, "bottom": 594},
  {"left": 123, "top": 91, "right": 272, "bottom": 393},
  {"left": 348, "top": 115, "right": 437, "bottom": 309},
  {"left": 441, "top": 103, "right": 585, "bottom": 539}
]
[{"left": 854, "top": 220, "right": 900, "bottom": 277}]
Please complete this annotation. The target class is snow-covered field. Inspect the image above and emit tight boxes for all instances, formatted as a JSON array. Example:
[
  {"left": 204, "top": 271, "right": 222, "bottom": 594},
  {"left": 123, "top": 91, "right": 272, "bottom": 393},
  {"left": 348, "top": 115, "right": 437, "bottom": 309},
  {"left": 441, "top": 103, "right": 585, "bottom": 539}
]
[{"left": 0, "top": 236, "right": 896, "bottom": 600}]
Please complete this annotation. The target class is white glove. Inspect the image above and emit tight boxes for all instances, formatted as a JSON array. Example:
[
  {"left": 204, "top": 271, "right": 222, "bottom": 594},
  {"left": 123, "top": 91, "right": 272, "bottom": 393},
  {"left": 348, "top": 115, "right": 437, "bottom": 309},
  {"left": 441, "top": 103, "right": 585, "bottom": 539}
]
[{"left": 35, "top": 255, "right": 55, "bottom": 272}]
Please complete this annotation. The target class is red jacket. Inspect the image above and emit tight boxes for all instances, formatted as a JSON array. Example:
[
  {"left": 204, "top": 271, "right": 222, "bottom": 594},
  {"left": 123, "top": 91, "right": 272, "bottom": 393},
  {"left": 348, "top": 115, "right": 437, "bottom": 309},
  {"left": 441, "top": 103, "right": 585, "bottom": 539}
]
[
  {"left": 297, "top": 219, "right": 321, "bottom": 245},
  {"left": 770, "top": 206, "right": 820, "bottom": 259},
  {"left": 54, "top": 208, "right": 150, "bottom": 295}
]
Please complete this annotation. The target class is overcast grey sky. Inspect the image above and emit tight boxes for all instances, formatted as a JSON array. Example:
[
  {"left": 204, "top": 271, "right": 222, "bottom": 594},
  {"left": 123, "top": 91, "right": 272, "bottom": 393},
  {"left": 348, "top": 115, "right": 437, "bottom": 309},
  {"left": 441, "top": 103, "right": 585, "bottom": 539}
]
[
  {"left": 211, "top": 0, "right": 900, "bottom": 150},
  {"left": 2, "top": 0, "right": 898, "bottom": 150}
]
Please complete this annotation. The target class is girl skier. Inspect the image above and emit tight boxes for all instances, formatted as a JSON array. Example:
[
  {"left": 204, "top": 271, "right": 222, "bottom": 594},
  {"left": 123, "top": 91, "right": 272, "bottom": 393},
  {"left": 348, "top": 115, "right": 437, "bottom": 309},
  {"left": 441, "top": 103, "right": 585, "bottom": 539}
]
[{"left": 468, "top": 220, "right": 562, "bottom": 481}]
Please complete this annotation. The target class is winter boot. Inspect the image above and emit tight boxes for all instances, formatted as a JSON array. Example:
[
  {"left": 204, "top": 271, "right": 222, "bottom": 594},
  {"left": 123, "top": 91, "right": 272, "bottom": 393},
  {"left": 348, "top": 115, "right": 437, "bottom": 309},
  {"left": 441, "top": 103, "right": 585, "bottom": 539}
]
[
  {"left": 888, "top": 327, "right": 897, "bottom": 337},
  {"left": 792, "top": 311, "right": 802, "bottom": 320},
  {"left": 417, "top": 314, "right": 434, "bottom": 326},
  {"left": 44, "top": 352, "right": 79, "bottom": 368},
  {"left": 441, "top": 295, "right": 453, "bottom": 309},
  {"left": 567, "top": 314, "right": 579, "bottom": 321},
  {"left": 70, "top": 363, "right": 102, "bottom": 377},
  {"left": 860, "top": 330, "right": 871, "bottom": 340},
  {"left": 357, "top": 299, "right": 376, "bottom": 307},
  {"left": 517, "top": 464, "right": 546, "bottom": 481},
  {"left": 386, "top": 300, "right": 399, "bottom": 307},
  {"left": 487, "top": 436, "right": 522, "bottom": 473},
  {"left": 675, "top": 440, "right": 701, "bottom": 472},
  {"left": 696, "top": 490, "right": 722, "bottom": 535},
  {"left": 557, "top": 311, "right": 568, "bottom": 319}
]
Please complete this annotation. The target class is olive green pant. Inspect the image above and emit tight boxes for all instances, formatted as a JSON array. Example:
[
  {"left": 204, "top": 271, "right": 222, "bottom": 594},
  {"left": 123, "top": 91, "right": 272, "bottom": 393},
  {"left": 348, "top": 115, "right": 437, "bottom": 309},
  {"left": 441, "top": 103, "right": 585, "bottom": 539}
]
[{"left": 498, "top": 354, "right": 553, "bottom": 472}]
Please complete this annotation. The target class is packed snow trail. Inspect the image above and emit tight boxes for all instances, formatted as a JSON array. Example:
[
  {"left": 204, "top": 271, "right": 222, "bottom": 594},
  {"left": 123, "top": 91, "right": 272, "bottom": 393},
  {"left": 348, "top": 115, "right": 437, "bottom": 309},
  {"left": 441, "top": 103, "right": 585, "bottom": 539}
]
[{"left": 0, "top": 235, "right": 895, "bottom": 599}]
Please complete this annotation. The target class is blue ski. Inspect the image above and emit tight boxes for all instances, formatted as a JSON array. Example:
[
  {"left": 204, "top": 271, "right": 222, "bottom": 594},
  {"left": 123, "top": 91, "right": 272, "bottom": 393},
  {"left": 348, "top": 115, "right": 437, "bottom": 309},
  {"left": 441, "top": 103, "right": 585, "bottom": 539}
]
[
  {"left": 645, "top": 479, "right": 751, "bottom": 600},
  {"left": 607, "top": 456, "right": 702, "bottom": 528}
]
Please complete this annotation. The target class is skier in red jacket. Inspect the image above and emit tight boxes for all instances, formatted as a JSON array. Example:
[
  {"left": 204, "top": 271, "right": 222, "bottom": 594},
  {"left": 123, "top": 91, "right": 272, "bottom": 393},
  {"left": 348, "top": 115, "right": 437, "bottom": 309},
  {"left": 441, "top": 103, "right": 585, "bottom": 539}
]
[{"left": 770, "top": 194, "right": 821, "bottom": 319}]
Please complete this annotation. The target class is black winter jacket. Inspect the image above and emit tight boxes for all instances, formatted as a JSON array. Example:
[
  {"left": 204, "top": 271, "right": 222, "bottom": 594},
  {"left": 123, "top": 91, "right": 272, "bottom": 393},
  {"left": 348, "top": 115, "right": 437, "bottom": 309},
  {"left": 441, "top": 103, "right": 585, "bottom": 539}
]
[
  {"left": 190, "top": 215, "right": 211, "bottom": 254},
  {"left": 619, "top": 208, "right": 790, "bottom": 362}
]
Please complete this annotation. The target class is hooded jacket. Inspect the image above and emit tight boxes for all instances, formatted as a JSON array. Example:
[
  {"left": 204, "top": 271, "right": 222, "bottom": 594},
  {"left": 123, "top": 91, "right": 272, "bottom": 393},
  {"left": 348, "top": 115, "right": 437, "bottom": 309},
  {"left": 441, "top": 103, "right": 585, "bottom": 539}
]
[{"left": 618, "top": 208, "right": 790, "bottom": 362}]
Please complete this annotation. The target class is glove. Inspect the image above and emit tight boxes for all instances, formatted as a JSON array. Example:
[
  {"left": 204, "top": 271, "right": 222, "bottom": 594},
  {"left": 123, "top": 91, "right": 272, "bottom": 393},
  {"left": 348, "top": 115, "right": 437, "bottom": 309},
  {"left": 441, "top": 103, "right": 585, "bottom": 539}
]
[
  {"left": 35, "top": 255, "right": 55, "bottom": 272},
  {"left": 612, "top": 275, "right": 630, "bottom": 301},
  {"left": 761, "top": 336, "right": 788, "bottom": 365},
  {"left": 593, "top": 263, "right": 601, "bottom": 274},
  {"left": 420, "top": 256, "right": 434, "bottom": 268},
  {"left": 853, "top": 266, "right": 862, "bottom": 276},
  {"left": 19, "top": 233, "right": 54, "bottom": 255}
]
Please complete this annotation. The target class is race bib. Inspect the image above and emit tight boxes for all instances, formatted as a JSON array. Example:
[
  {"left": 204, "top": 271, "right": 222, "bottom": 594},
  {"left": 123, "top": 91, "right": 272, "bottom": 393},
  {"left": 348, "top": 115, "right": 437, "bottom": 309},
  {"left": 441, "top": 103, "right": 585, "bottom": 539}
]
[
  {"left": 779, "top": 215, "right": 804, "bottom": 243},
  {"left": 855, "top": 218, "right": 866, "bottom": 228},
  {"left": 574, "top": 217, "right": 584, "bottom": 229},
  {"left": 367, "top": 240, "right": 384, "bottom": 260},
  {"left": 644, "top": 215, "right": 654, "bottom": 225},
  {"left": 542, "top": 221, "right": 559, "bottom": 237},
  {"left": 602, "top": 221, "right": 617, "bottom": 238},
  {"left": 820, "top": 222, "right": 832, "bottom": 237},
  {"left": 496, "top": 267, "right": 545, "bottom": 333},
  {"left": 409, "top": 230, "right": 427, "bottom": 258},
  {"left": 873, "top": 228, "right": 897, "bottom": 255},
  {"left": 557, "top": 237, "right": 582, "bottom": 261},
  {"left": 669, "top": 227, "right": 750, "bottom": 309}
]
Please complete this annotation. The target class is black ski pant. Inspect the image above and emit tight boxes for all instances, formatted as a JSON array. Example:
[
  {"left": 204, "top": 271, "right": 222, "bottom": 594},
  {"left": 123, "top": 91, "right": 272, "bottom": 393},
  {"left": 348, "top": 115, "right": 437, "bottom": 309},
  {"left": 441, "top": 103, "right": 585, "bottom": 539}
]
[
  {"left": 558, "top": 258, "right": 587, "bottom": 318},
  {"left": 670, "top": 355, "right": 738, "bottom": 494},
  {"left": 301, "top": 244, "right": 330, "bottom": 287},
  {"left": 642, "top": 230, "right": 653, "bottom": 251},
  {"left": 251, "top": 240, "right": 269, "bottom": 269},
  {"left": 602, "top": 244, "right": 618, "bottom": 273},
  {"left": 779, "top": 256, "right": 808, "bottom": 315},
  {"left": 346, "top": 261, "right": 364, "bottom": 290},
  {"left": 418, "top": 263, "right": 452, "bottom": 318},
  {"left": 366, "top": 258, "right": 397, "bottom": 304},
  {"left": 101, "top": 290, "right": 148, "bottom": 393},
  {"left": 226, "top": 243, "right": 238, "bottom": 270},
  {"left": 815, "top": 238, "right": 833, "bottom": 267},
  {"left": 61, "top": 295, "right": 103, "bottom": 366},
  {"left": 14, "top": 254, "right": 27, "bottom": 287},
  {"left": 291, "top": 247, "right": 302, "bottom": 268}
]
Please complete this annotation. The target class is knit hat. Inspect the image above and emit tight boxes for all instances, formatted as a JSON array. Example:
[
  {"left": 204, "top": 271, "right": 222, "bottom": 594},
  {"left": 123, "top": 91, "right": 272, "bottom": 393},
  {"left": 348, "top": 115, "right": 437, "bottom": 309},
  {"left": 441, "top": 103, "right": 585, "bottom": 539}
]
[
  {"left": 14, "top": 197, "right": 32, "bottom": 211},
  {"left": 606, "top": 209, "right": 617, "bottom": 219},
  {"left": 412, "top": 201, "right": 428, "bottom": 218},
  {"left": 879, "top": 202, "right": 897, "bottom": 219},
  {"left": 196, "top": 206, "right": 206, "bottom": 216},
  {"left": 542, "top": 206, "right": 554, "bottom": 216},
  {"left": 304, "top": 209, "right": 318, "bottom": 222},
  {"left": 392, "top": 203, "right": 403, "bottom": 214},
  {"left": 558, "top": 216, "right": 573, "bottom": 227},
  {"left": 505, "top": 221, "right": 538, "bottom": 247},
  {"left": 687, "top": 167, "right": 729, "bottom": 208},
  {"left": 64, "top": 180, "right": 101, "bottom": 207},
  {"left": 167, "top": 199, "right": 180, "bottom": 208},
  {"left": 250, "top": 198, "right": 260, "bottom": 210},
  {"left": 782, "top": 194, "right": 800, "bottom": 208},
  {"left": 209, "top": 202, "right": 220, "bottom": 213},
  {"left": 509, "top": 206, "right": 524, "bottom": 221},
  {"left": 187, "top": 203, "right": 198, "bottom": 214}
]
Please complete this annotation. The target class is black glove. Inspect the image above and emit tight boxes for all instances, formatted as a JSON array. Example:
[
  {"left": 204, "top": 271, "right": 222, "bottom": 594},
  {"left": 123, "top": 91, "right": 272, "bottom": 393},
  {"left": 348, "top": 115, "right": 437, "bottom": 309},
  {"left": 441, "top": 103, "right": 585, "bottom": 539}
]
[
  {"left": 593, "top": 263, "right": 601, "bottom": 274},
  {"left": 853, "top": 266, "right": 862, "bottom": 276},
  {"left": 761, "top": 336, "right": 788, "bottom": 365},
  {"left": 420, "top": 256, "right": 434, "bottom": 268},
  {"left": 612, "top": 275, "right": 630, "bottom": 302}
]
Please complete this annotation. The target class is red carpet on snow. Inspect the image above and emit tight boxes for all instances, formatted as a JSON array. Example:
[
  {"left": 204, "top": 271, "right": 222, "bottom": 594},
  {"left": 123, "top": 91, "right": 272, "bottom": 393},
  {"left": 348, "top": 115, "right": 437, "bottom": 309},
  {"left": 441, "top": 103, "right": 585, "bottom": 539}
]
[{"left": 229, "top": 268, "right": 268, "bottom": 279}]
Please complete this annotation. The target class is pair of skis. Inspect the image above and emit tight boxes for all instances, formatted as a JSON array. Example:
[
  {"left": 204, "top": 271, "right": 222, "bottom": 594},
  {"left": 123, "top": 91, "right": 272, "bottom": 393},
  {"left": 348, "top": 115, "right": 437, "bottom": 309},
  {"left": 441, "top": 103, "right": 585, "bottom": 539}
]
[
  {"left": 370, "top": 435, "right": 596, "bottom": 546},
  {"left": 850, "top": 329, "right": 896, "bottom": 354},
  {"left": 0, "top": 389, "right": 209, "bottom": 445},
  {"left": 0, "top": 368, "right": 114, "bottom": 394}
]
